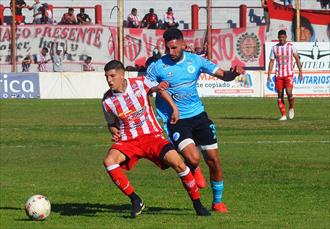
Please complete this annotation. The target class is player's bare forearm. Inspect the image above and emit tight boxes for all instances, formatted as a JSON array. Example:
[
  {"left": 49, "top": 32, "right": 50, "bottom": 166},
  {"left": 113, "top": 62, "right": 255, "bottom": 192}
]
[
  {"left": 157, "top": 90, "right": 179, "bottom": 124},
  {"left": 108, "top": 124, "right": 120, "bottom": 142},
  {"left": 293, "top": 54, "right": 303, "bottom": 79},
  {"left": 268, "top": 60, "right": 274, "bottom": 81}
]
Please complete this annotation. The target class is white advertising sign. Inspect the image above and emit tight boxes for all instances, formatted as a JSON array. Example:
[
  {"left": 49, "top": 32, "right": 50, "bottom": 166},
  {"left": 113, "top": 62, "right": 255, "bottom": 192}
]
[
  {"left": 265, "top": 42, "right": 330, "bottom": 71},
  {"left": 197, "top": 71, "right": 262, "bottom": 97},
  {"left": 264, "top": 71, "right": 330, "bottom": 97}
]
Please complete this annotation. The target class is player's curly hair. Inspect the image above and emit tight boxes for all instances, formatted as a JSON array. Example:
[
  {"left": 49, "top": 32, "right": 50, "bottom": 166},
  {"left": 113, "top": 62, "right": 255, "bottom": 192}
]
[
  {"left": 163, "top": 28, "right": 183, "bottom": 42},
  {"left": 104, "top": 60, "right": 125, "bottom": 72}
]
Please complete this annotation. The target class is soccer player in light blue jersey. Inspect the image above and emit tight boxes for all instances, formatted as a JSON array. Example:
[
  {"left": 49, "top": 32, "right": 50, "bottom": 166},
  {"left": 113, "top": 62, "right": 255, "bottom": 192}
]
[{"left": 146, "top": 28, "right": 245, "bottom": 213}]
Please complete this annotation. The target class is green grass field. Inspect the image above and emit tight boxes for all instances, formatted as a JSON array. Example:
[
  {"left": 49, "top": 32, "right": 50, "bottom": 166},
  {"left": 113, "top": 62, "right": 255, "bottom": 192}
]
[{"left": 0, "top": 98, "right": 329, "bottom": 229}]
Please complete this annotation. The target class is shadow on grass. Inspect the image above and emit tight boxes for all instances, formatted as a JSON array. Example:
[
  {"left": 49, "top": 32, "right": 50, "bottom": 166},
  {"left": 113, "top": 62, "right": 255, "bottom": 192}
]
[{"left": 51, "top": 203, "right": 192, "bottom": 217}]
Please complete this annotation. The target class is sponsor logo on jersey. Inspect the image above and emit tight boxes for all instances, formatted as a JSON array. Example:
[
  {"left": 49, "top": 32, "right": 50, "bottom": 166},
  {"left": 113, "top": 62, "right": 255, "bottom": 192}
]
[{"left": 167, "top": 72, "right": 174, "bottom": 77}]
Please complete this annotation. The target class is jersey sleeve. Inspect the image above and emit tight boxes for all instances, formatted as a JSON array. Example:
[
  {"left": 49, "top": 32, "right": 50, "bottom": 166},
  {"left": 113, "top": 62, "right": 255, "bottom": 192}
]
[
  {"left": 145, "top": 62, "right": 159, "bottom": 82},
  {"left": 199, "top": 55, "right": 219, "bottom": 75},
  {"left": 102, "top": 101, "right": 115, "bottom": 125},
  {"left": 142, "top": 76, "right": 159, "bottom": 91},
  {"left": 291, "top": 45, "right": 297, "bottom": 54},
  {"left": 270, "top": 46, "right": 275, "bottom": 60}
]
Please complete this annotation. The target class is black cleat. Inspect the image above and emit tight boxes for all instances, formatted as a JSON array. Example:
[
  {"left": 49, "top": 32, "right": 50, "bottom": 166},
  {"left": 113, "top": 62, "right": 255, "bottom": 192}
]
[
  {"left": 193, "top": 199, "right": 211, "bottom": 216},
  {"left": 131, "top": 199, "right": 145, "bottom": 218}
]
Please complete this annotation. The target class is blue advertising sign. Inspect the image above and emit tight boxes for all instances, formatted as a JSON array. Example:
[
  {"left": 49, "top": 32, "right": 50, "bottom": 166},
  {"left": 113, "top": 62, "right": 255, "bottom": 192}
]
[{"left": 0, "top": 73, "right": 40, "bottom": 99}]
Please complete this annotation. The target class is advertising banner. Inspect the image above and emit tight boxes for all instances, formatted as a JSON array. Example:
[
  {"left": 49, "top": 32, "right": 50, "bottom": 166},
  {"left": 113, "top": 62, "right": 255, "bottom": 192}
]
[
  {"left": 197, "top": 71, "right": 262, "bottom": 97},
  {"left": 265, "top": 42, "right": 330, "bottom": 71},
  {"left": 124, "top": 26, "right": 266, "bottom": 69},
  {"left": 0, "top": 73, "right": 40, "bottom": 99},
  {"left": 264, "top": 71, "right": 330, "bottom": 97},
  {"left": 266, "top": 0, "right": 330, "bottom": 42}
]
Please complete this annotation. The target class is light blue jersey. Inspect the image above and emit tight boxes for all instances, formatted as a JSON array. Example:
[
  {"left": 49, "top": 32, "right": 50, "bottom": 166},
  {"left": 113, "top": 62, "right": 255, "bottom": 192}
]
[{"left": 146, "top": 51, "right": 218, "bottom": 123}]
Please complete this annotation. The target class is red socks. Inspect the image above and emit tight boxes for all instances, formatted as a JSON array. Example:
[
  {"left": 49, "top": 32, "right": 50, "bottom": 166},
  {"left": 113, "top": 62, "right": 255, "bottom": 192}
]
[
  {"left": 106, "top": 165, "right": 134, "bottom": 196},
  {"left": 178, "top": 167, "right": 201, "bottom": 200},
  {"left": 277, "top": 99, "right": 286, "bottom": 116},
  {"left": 288, "top": 96, "right": 294, "bottom": 109}
]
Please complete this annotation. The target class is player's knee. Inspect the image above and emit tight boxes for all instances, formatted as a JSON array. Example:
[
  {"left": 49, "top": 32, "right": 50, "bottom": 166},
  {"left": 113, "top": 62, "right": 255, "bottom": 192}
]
[
  {"left": 206, "top": 156, "right": 221, "bottom": 170},
  {"left": 175, "top": 161, "right": 188, "bottom": 173},
  {"left": 185, "top": 153, "right": 200, "bottom": 167}
]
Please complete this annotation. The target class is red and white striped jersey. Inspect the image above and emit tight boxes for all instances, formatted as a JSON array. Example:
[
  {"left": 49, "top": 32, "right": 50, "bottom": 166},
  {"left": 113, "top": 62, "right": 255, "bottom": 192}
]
[
  {"left": 270, "top": 42, "right": 297, "bottom": 77},
  {"left": 37, "top": 54, "right": 47, "bottom": 72},
  {"left": 102, "top": 77, "right": 162, "bottom": 141}
]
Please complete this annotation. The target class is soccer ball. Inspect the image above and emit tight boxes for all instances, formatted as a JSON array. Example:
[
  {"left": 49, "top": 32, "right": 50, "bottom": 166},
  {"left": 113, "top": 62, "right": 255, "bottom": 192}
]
[{"left": 25, "top": 195, "right": 51, "bottom": 221}]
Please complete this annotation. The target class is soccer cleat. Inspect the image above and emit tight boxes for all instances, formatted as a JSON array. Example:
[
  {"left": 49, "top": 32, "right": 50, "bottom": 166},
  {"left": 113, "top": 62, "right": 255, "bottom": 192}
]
[
  {"left": 289, "top": 109, "right": 295, "bottom": 120},
  {"left": 193, "top": 167, "right": 207, "bottom": 189},
  {"left": 212, "top": 202, "right": 228, "bottom": 213},
  {"left": 130, "top": 199, "right": 145, "bottom": 218},
  {"left": 193, "top": 200, "right": 211, "bottom": 216},
  {"left": 279, "top": 115, "right": 287, "bottom": 121}
]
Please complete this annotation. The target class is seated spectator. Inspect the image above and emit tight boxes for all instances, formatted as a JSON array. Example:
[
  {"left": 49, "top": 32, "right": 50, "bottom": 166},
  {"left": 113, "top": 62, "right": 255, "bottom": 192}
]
[
  {"left": 40, "top": 3, "right": 53, "bottom": 24},
  {"left": 145, "top": 48, "right": 161, "bottom": 67},
  {"left": 142, "top": 8, "right": 158, "bottom": 29},
  {"left": 22, "top": 54, "right": 32, "bottom": 72},
  {"left": 59, "top": 8, "right": 77, "bottom": 25},
  {"left": 77, "top": 8, "right": 91, "bottom": 24},
  {"left": 29, "top": 0, "right": 42, "bottom": 24},
  {"left": 10, "top": 0, "right": 27, "bottom": 25},
  {"left": 127, "top": 8, "right": 140, "bottom": 28},
  {"left": 194, "top": 46, "right": 206, "bottom": 57},
  {"left": 82, "top": 56, "right": 95, "bottom": 71},
  {"left": 163, "top": 7, "right": 178, "bottom": 29}
]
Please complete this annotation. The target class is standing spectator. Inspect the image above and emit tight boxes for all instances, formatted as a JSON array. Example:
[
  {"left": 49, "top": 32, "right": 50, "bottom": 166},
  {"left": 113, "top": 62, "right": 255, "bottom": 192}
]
[
  {"left": 50, "top": 42, "right": 67, "bottom": 72},
  {"left": 261, "top": 0, "right": 270, "bottom": 32},
  {"left": 59, "top": 8, "right": 77, "bottom": 25},
  {"left": 163, "top": 7, "right": 178, "bottom": 29},
  {"left": 10, "top": 0, "right": 27, "bottom": 25},
  {"left": 36, "top": 47, "right": 50, "bottom": 72},
  {"left": 283, "top": 0, "right": 294, "bottom": 8},
  {"left": 145, "top": 48, "right": 161, "bottom": 67},
  {"left": 127, "top": 8, "right": 140, "bottom": 28},
  {"left": 82, "top": 56, "right": 95, "bottom": 71},
  {"left": 142, "top": 8, "right": 158, "bottom": 29},
  {"left": 267, "top": 30, "right": 303, "bottom": 121},
  {"left": 22, "top": 54, "right": 32, "bottom": 72},
  {"left": 40, "top": 3, "right": 53, "bottom": 24},
  {"left": 29, "top": 0, "right": 42, "bottom": 24},
  {"left": 320, "top": 0, "right": 330, "bottom": 9},
  {"left": 77, "top": 8, "right": 91, "bottom": 24}
]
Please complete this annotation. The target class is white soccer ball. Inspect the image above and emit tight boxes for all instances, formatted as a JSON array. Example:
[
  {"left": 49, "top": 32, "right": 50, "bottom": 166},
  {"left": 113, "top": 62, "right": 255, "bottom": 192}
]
[{"left": 25, "top": 195, "right": 51, "bottom": 221}]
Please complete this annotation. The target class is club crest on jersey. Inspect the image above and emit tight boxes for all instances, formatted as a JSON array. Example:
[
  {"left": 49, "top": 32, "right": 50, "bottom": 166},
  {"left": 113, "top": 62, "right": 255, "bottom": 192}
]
[
  {"left": 187, "top": 65, "right": 195, "bottom": 74},
  {"left": 173, "top": 132, "right": 180, "bottom": 141}
]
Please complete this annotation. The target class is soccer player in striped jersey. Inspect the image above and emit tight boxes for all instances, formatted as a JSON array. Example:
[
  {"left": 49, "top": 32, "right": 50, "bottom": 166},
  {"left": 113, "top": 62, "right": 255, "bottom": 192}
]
[
  {"left": 102, "top": 60, "right": 210, "bottom": 218},
  {"left": 268, "top": 30, "right": 303, "bottom": 120},
  {"left": 146, "top": 28, "right": 245, "bottom": 213}
]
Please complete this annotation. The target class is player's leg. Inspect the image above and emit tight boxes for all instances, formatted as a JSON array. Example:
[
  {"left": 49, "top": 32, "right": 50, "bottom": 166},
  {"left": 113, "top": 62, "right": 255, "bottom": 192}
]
[
  {"left": 161, "top": 148, "right": 210, "bottom": 216},
  {"left": 193, "top": 112, "right": 227, "bottom": 213},
  {"left": 276, "top": 77, "right": 287, "bottom": 120},
  {"left": 285, "top": 76, "right": 295, "bottom": 119},
  {"left": 167, "top": 120, "right": 207, "bottom": 189},
  {"left": 103, "top": 146, "right": 144, "bottom": 218}
]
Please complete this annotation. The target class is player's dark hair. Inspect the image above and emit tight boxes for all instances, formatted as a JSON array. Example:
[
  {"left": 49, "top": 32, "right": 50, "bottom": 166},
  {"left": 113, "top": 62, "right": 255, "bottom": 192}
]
[
  {"left": 163, "top": 28, "right": 183, "bottom": 42},
  {"left": 278, "top": 30, "right": 286, "bottom": 36},
  {"left": 104, "top": 60, "right": 125, "bottom": 72}
]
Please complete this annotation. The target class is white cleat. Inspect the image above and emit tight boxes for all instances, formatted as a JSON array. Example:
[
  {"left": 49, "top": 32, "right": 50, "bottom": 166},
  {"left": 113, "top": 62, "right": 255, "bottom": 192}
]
[
  {"left": 279, "top": 115, "right": 287, "bottom": 121},
  {"left": 289, "top": 109, "right": 295, "bottom": 120}
]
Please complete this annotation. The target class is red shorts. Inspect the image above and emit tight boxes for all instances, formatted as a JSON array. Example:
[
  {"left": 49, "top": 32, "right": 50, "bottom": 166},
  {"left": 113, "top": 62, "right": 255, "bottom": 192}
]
[
  {"left": 275, "top": 75, "right": 294, "bottom": 91},
  {"left": 15, "top": 15, "right": 24, "bottom": 24},
  {"left": 111, "top": 133, "right": 174, "bottom": 171}
]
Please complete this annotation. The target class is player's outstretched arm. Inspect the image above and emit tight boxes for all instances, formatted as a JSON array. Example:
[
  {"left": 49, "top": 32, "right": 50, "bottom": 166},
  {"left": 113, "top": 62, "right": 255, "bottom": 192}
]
[
  {"left": 267, "top": 59, "right": 275, "bottom": 82},
  {"left": 157, "top": 90, "right": 179, "bottom": 124},
  {"left": 214, "top": 65, "right": 245, "bottom": 82}
]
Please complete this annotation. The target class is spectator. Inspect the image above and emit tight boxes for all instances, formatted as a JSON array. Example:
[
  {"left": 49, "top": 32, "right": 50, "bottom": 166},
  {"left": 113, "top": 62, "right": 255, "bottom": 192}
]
[
  {"left": 22, "top": 54, "right": 32, "bottom": 72},
  {"left": 29, "top": 0, "right": 42, "bottom": 24},
  {"left": 283, "top": 0, "right": 294, "bottom": 8},
  {"left": 127, "top": 8, "right": 140, "bottom": 28},
  {"left": 77, "top": 8, "right": 91, "bottom": 24},
  {"left": 59, "top": 8, "right": 77, "bottom": 25},
  {"left": 40, "top": 3, "right": 53, "bottom": 24},
  {"left": 82, "top": 56, "right": 95, "bottom": 71},
  {"left": 36, "top": 47, "right": 50, "bottom": 72},
  {"left": 10, "top": 0, "right": 27, "bottom": 25},
  {"left": 163, "top": 7, "right": 179, "bottom": 29},
  {"left": 50, "top": 42, "right": 67, "bottom": 72},
  {"left": 194, "top": 46, "right": 206, "bottom": 57},
  {"left": 145, "top": 48, "right": 162, "bottom": 67},
  {"left": 320, "top": 0, "right": 330, "bottom": 9},
  {"left": 142, "top": 8, "right": 158, "bottom": 29}
]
